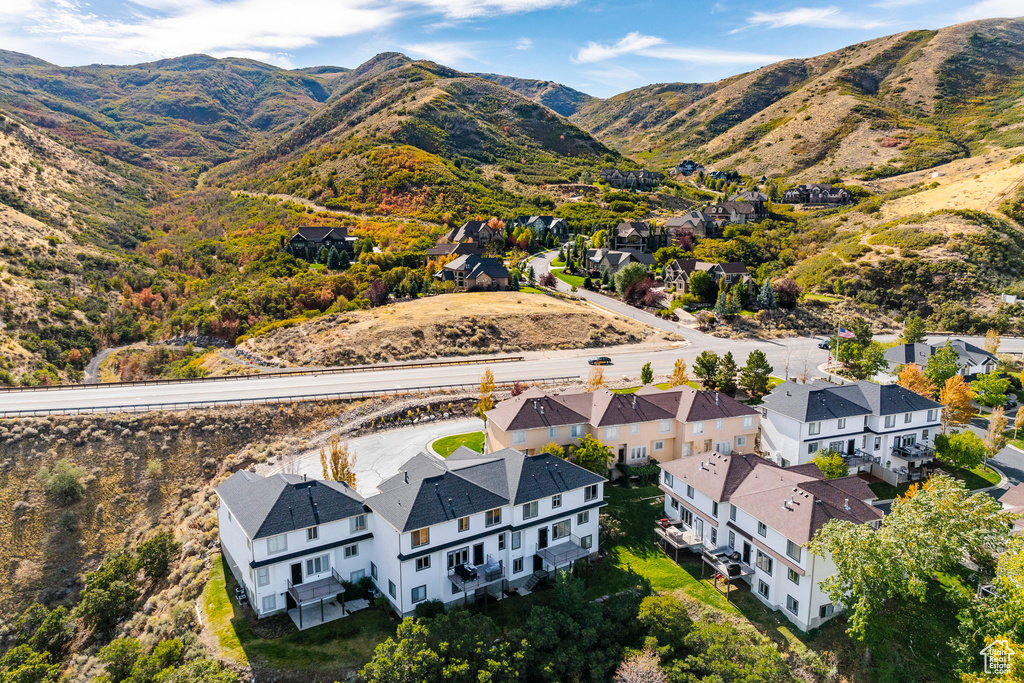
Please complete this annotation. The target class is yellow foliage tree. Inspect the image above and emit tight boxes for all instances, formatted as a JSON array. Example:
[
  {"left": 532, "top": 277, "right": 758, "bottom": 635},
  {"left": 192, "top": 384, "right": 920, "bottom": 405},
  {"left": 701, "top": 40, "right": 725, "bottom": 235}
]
[
  {"left": 669, "top": 359, "right": 690, "bottom": 387},
  {"left": 586, "top": 365, "right": 606, "bottom": 391},
  {"left": 320, "top": 435, "right": 356, "bottom": 487},
  {"left": 543, "top": 442, "right": 566, "bottom": 458},
  {"left": 985, "top": 328, "right": 1002, "bottom": 354},
  {"left": 476, "top": 367, "right": 495, "bottom": 420},
  {"left": 897, "top": 363, "right": 936, "bottom": 399},
  {"left": 940, "top": 375, "right": 975, "bottom": 431},
  {"left": 1015, "top": 406, "right": 1024, "bottom": 440}
]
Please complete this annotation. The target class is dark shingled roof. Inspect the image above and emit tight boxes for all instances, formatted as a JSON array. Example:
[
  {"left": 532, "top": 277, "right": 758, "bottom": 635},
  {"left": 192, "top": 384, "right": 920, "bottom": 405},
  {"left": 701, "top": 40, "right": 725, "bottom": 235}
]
[
  {"left": 216, "top": 471, "right": 366, "bottom": 539},
  {"left": 884, "top": 340, "right": 996, "bottom": 370},
  {"left": 761, "top": 380, "right": 939, "bottom": 422},
  {"left": 289, "top": 226, "right": 350, "bottom": 242},
  {"left": 367, "top": 448, "right": 603, "bottom": 531}
]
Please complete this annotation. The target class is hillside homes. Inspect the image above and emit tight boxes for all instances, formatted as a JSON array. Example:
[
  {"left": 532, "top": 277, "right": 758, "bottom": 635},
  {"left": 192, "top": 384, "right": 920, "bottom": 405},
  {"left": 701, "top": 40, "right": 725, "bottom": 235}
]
[
  {"left": 217, "top": 448, "right": 605, "bottom": 624},
  {"left": 434, "top": 254, "right": 510, "bottom": 291},
  {"left": 705, "top": 201, "right": 758, "bottom": 226},
  {"left": 783, "top": 184, "right": 852, "bottom": 205},
  {"left": 428, "top": 220, "right": 504, "bottom": 257},
  {"left": 759, "top": 380, "right": 942, "bottom": 485},
  {"left": 658, "top": 453, "right": 882, "bottom": 631},
  {"left": 285, "top": 226, "right": 357, "bottom": 257},
  {"left": 600, "top": 168, "right": 662, "bottom": 189},
  {"left": 666, "top": 211, "right": 719, "bottom": 239},
  {"left": 662, "top": 260, "right": 755, "bottom": 293},
  {"left": 613, "top": 221, "right": 669, "bottom": 253},
  {"left": 510, "top": 215, "right": 570, "bottom": 241},
  {"left": 585, "top": 248, "right": 655, "bottom": 275},
  {"left": 485, "top": 385, "right": 759, "bottom": 465}
]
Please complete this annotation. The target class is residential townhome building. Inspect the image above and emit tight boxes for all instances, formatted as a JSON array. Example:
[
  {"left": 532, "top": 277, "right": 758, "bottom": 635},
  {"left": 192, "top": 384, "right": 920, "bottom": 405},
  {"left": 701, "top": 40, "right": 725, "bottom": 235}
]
[
  {"left": 879, "top": 339, "right": 997, "bottom": 382},
  {"left": 600, "top": 168, "right": 662, "bottom": 189},
  {"left": 284, "top": 226, "right": 357, "bottom": 258},
  {"left": 658, "top": 452, "right": 882, "bottom": 631},
  {"left": 666, "top": 211, "right": 718, "bottom": 239},
  {"left": 216, "top": 471, "right": 373, "bottom": 629},
  {"left": 782, "top": 184, "right": 852, "bottom": 205},
  {"left": 612, "top": 221, "right": 668, "bottom": 253},
  {"left": 759, "top": 380, "right": 942, "bottom": 485},
  {"left": 729, "top": 191, "right": 769, "bottom": 219},
  {"left": 365, "top": 448, "right": 604, "bottom": 616},
  {"left": 485, "top": 385, "right": 759, "bottom": 465}
]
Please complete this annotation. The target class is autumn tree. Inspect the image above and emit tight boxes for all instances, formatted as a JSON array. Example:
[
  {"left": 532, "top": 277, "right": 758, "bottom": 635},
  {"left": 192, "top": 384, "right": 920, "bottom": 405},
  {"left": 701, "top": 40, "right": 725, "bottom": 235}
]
[
  {"left": 985, "top": 328, "right": 1002, "bottom": 354},
  {"left": 572, "top": 434, "right": 613, "bottom": 475},
  {"left": 738, "top": 349, "right": 773, "bottom": 401},
  {"left": 940, "top": 375, "right": 975, "bottom": 431},
  {"left": 897, "top": 362, "right": 936, "bottom": 399},
  {"left": 586, "top": 365, "right": 606, "bottom": 391},
  {"left": 543, "top": 442, "right": 565, "bottom": 458},
  {"left": 613, "top": 649, "right": 666, "bottom": 683},
  {"left": 320, "top": 435, "right": 356, "bottom": 487},
  {"left": 476, "top": 368, "right": 495, "bottom": 419},
  {"left": 985, "top": 405, "right": 1009, "bottom": 464},
  {"left": 811, "top": 450, "right": 848, "bottom": 479},
  {"left": 669, "top": 359, "right": 690, "bottom": 387},
  {"left": 640, "top": 362, "right": 654, "bottom": 385},
  {"left": 1015, "top": 406, "right": 1024, "bottom": 440}
]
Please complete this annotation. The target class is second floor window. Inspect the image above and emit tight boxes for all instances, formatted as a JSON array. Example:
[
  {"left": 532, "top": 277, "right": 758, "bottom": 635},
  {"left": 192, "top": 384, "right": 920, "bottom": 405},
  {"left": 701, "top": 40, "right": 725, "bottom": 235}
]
[
  {"left": 757, "top": 521, "right": 767, "bottom": 537},
  {"left": 659, "top": 419, "right": 672, "bottom": 433},
  {"left": 458, "top": 516, "right": 469, "bottom": 532},
  {"left": 693, "top": 421, "right": 704, "bottom": 435},
  {"left": 715, "top": 419, "right": 724, "bottom": 431},
  {"left": 512, "top": 531, "right": 521, "bottom": 550},
  {"left": 306, "top": 554, "right": 329, "bottom": 575},
  {"left": 605, "top": 426, "right": 619, "bottom": 439},
  {"left": 307, "top": 527, "right": 318, "bottom": 542},
  {"left": 837, "top": 418, "right": 846, "bottom": 429},
  {"left": 686, "top": 485, "right": 694, "bottom": 499},
  {"left": 663, "top": 472, "right": 674, "bottom": 487},
  {"left": 786, "top": 540, "right": 802, "bottom": 562},
  {"left": 630, "top": 423, "right": 640, "bottom": 435},
  {"left": 808, "top": 422, "right": 820, "bottom": 436},
  {"left": 904, "top": 412, "right": 912, "bottom": 423},
  {"left": 743, "top": 415, "right": 755, "bottom": 429},
  {"left": 548, "top": 426, "right": 559, "bottom": 439},
  {"left": 552, "top": 520, "right": 571, "bottom": 540},
  {"left": 584, "top": 484, "right": 598, "bottom": 501},
  {"left": 351, "top": 515, "right": 367, "bottom": 533},
  {"left": 756, "top": 550, "right": 773, "bottom": 575},
  {"left": 885, "top": 415, "right": 896, "bottom": 428},
  {"left": 411, "top": 528, "right": 429, "bottom": 548},
  {"left": 256, "top": 567, "right": 269, "bottom": 586},
  {"left": 927, "top": 409, "right": 937, "bottom": 422},
  {"left": 523, "top": 501, "right": 538, "bottom": 519},
  {"left": 552, "top": 494, "right": 562, "bottom": 508},
  {"left": 570, "top": 425, "right": 584, "bottom": 438},
  {"left": 577, "top": 510, "right": 589, "bottom": 525},
  {"left": 485, "top": 509, "right": 502, "bottom": 527},
  {"left": 730, "top": 505, "right": 737, "bottom": 521},
  {"left": 267, "top": 534, "right": 287, "bottom": 554},
  {"left": 512, "top": 430, "right": 527, "bottom": 445},
  {"left": 712, "top": 501, "right": 719, "bottom": 518}
]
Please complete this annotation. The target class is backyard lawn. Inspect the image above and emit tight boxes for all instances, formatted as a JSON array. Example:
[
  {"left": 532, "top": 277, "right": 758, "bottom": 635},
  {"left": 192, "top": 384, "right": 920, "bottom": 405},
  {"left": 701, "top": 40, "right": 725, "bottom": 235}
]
[
  {"left": 614, "top": 381, "right": 700, "bottom": 394},
  {"left": 432, "top": 431, "right": 485, "bottom": 457},
  {"left": 868, "top": 461, "right": 1000, "bottom": 500},
  {"left": 202, "top": 556, "right": 396, "bottom": 674}
]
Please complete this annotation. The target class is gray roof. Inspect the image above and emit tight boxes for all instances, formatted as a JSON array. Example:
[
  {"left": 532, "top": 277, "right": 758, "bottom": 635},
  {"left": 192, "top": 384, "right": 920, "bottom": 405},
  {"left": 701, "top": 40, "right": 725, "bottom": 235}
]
[
  {"left": 290, "top": 226, "right": 351, "bottom": 242},
  {"left": 366, "top": 448, "right": 604, "bottom": 532},
  {"left": 884, "top": 339, "right": 995, "bottom": 369},
  {"left": 762, "top": 380, "right": 939, "bottom": 422},
  {"left": 442, "top": 254, "right": 509, "bottom": 280},
  {"left": 216, "top": 470, "right": 366, "bottom": 539}
]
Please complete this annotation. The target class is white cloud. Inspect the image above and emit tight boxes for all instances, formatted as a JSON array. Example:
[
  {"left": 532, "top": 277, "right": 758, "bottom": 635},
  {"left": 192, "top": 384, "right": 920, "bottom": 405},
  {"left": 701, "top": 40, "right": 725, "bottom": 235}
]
[
  {"left": 956, "top": 0, "right": 1024, "bottom": 21},
  {"left": 402, "top": 41, "right": 481, "bottom": 64},
  {"left": 516, "top": 37, "right": 533, "bottom": 50},
  {"left": 574, "top": 31, "right": 784, "bottom": 66},
  {"left": 0, "top": 0, "right": 36, "bottom": 18},
  {"left": 413, "top": 0, "right": 576, "bottom": 20},
  {"left": 573, "top": 32, "right": 666, "bottom": 63},
  {"left": 735, "top": 5, "right": 891, "bottom": 32},
  {"left": 583, "top": 64, "right": 644, "bottom": 89}
]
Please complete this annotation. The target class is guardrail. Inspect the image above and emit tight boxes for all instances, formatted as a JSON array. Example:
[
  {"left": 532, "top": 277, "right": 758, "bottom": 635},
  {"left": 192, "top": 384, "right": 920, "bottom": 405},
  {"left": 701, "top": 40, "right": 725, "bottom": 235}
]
[
  {"left": 0, "top": 355, "right": 525, "bottom": 393},
  {"left": 0, "top": 375, "right": 579, "bottom": 417}
]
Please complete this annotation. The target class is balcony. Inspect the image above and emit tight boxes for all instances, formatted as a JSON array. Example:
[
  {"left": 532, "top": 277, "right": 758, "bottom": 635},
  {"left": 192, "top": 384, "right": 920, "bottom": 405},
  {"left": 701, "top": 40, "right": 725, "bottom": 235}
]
[
  {"left": 846, "top": 450, "right": 876, "bottom": 467},
  {"left": 536, "top": 534, "right": 590, "bottom": 570},
  {"left": 891, "top": 443, "right": 935, "bottom": 463},
  {"left": 449, "top": 556, "right": 505, "bottom": 593},
  {"left": 655, "top": 519, "right": 704, "bottom": 553},
  {"left": 287, "top": 568, "right": 348, "bottom": 630}
]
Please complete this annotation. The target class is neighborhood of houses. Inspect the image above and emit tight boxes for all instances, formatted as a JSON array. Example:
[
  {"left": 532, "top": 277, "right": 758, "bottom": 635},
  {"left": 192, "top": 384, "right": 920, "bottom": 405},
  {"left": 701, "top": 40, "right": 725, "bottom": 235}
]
[{"left": 216, "top": 352, "right": 1022, "bottom": 634}]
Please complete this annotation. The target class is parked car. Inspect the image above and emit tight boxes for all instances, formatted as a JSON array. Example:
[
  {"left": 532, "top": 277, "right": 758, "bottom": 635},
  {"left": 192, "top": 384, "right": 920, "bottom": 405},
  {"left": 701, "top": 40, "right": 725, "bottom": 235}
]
[
  {"left": 1005, "top": 396, "right": 1018, "bottom": 409},
  {"left": 588, "top": 356, "right": 612, "bottom": 365},
  {"left": 817, "top": 339, "right": 831, "bottom": 350}
]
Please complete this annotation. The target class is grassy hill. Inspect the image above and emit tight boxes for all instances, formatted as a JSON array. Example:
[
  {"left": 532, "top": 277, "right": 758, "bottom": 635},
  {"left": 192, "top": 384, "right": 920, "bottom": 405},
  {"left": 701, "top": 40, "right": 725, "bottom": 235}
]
[{"left": 474, "top": 73, "right": 595, "bottom": 116}]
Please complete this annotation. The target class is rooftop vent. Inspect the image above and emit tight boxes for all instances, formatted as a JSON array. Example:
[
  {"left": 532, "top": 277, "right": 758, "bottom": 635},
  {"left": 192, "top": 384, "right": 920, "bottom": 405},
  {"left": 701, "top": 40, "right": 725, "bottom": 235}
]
[
  {"left": 540, "top": 405, "right": 545, "bottom": 415},
  {"left": 715, "top": 392, "right": 719, "bottom": 406},
  {"left": 844, "top": 498, "right": 851, "bottom": 512}
]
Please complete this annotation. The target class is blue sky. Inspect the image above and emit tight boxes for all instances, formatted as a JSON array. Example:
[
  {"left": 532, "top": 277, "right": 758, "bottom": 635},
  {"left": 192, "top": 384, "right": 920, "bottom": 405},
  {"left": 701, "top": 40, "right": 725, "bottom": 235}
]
[{"left": 0, "top": 0, "right": 1019, "bottom": 97}]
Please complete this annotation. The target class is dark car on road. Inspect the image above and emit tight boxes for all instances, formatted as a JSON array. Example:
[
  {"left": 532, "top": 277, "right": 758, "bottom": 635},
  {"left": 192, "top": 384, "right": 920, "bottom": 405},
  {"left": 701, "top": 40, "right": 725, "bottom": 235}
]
[
  {"left": 1005, "top": 396, "right": 1018, "bottom": 409},
  {"left": 817, "top": 339, "right": 831, "bottom": 350},
  {"left": 588, "top": 356, "right": 612, "bottom": 365}
]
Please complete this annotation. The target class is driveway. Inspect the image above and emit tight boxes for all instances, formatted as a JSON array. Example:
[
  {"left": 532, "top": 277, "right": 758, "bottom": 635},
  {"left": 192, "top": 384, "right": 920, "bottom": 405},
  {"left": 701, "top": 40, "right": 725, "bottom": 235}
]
[{"left": 267, "top": 418, "right": 484, "bottom": 496}]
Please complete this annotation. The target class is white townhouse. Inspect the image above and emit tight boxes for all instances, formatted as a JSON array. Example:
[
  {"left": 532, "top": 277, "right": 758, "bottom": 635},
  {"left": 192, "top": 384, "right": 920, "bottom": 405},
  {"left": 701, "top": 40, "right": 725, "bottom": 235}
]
[
  {"left": 658, "top": 452, "right": 882, "bottom": 631},
  {"left": 365, "top": 447, "right": 605, "bottom": 617},
  {"left": 216, "top": 471, "right": 373, "bottom": 628},
  {"left": 759, "top": 380, "right": 942, "bottom": 485}
]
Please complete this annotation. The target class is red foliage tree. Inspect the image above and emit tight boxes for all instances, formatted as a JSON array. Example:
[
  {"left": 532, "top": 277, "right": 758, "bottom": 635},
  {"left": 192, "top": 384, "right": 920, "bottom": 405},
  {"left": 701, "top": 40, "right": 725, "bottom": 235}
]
[
  {"left": 773, "top": 277, "right": 800, "bottom": 309},
  {"left": 366, "top": 280, "right": 390, "bottom": 307}
]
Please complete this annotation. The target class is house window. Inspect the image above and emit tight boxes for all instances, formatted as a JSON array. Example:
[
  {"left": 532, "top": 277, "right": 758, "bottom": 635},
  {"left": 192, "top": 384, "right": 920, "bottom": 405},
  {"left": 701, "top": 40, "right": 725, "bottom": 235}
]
[
  {"left": 730, "top": 505, "right": 737, "bottom": 521},
  {"left": 807, "top": 443, "right": 819, "bottom": 455},
  {"left": 664, "top": 472, "right": 674, "bottom": 487},
  {"left": 712, "top": 502, "right": 719, "bottom": 518},
  {"left": 630, "top": 423, "right": 640, "bottom": 435},
  {"left": 837, "top": 418, "right": 846, "bottom": 429},
  {"left": 809, "top": 422, "right": 821, "bottom": 436},
  {"left": 306, "top": 554, "right": 329, "bottom": 575},
  {"left": 388, "top": 580, "right": 396, "bottom": 598},
  {"left": 630, "top": 446, "right": 647, "bottom": 461},
  {"left": 512, "top": 531, "right": 521, "bottom": 550},
  {"left": 710, "top": 528, "right": 717, "bottom": 546},
  {"left": 458, "top": 516, "right": 470, "bottom": 532},
  {"left": 605, "top": 426, "right": 619, "bottom": 439},
  {"left": 923, "top": 429, "right": 930, "bottom": 441},
  {"left": 256, "top": 567, "right": 269, "bottom": 587},
  {"left": 498, "top": 533, "right": 506, "bottom": 551},
  {"left": 552, "top": 494, "right": 562, "bottom": 509},
  {"left": 578, "top": 510, "right": 590, "bottom": 525},
  {"left": 267, "top": 535, "right": 287, "bottom": 555},
  {"left": 411, "top": 586, "right": 427, "bottom": 603},
  {"left": 416, "top": 556, "right": 430, "bottom": 572},
  {"left": 693, "top": 421, "right": 705, "bottom": 435},
  {"left": 548, "top": 426, "right": 559, "bottom": 439},
  {"left": 681, "top": 443, "right": 691, "bottom": 457},
  {"left": 584, "top": 484, "right": 598, "bottom": 501},
  {"left": 819, "top": 603, "right": 835, "bottom": 619},
  {"left": 654, "top": 440, "right": 665, "bottom": 452},
  {"left": 904, "top": 412, "right": 912, "bottom": 423},
  {"left": 786, "top": 540, "right": 802, "bottom": 562},
  {"left": 411, "top": 528, "right": 429, "bottom": 548},
  {"left": 736, "top": 436, "right": 747, "bottom": 447},
  {"left": 552, "top": 520, "right": 571, "bottom": 540},
  {"left": 659, "top": 419, "right": 672, "bottom": 433},
  {"left": 786, "top": 595, "right": 799, "bottom": 615},
  {"left": 671, "top": 498, "right": 679, "bottom": 510},
  {"left": 371, "top": 563, "right": 378, "bottom": 580},
  {"left": 447, "top": 547, "right": 469, "bottom": 569},
  {"left": 686, "top": 484, "right": 694, "bottom": 499},
  {"left": 581, "top": 535, "right": 593, "bottom": 550},
  {"left": 715, "top": 419, "right": 724, "bottom": 431},
  {"left": 874, "top": 437, "right": 881, "bottom": 450},
  {"left": 351, "top": 515, "right": 367, "bottom": 533},
  {"left": 680, "top": 508, "right": 693, "bottom": 527},
  {"left": 344, "top": 544, "right": 358, "bottom": 559},
  {"left": 756, "top": 550, "right": 773, "bottom": 575},
  {"left": 351, "top": 569, "right": 365, "bottom": 582},
  {"left": 757, "top": 521, "right": 767, "bottom": 537},
  {"left": 262, "top": 595, "right": 276, "bottom": 613},
  {"left": 788, "top": 568, "right": 800, "bottom": 584},
  {"left": 307, "top": 527, "right": 319, "bottom": 542},
  {"left": 885, "top": 415, "right": 896, "bottom": 428},
  {"left": 570, "top": 425, "right": 584, "bottom": 438},
  {"left": 743, "top": 415, "right": 755, "bottom": 429},
  {"left": 485, "top": 509, "right": 502, "bottom": 527},
  {"left": 523, "top": 501, "right": 539, "bottom": 519},
  {"left": 512, "top": 431, "right": 527, "bottom": 445},
  {"left": 758, "top": 580, "right": 770, "bottom": 599},
  {"left": 728, "top": 531, "right": 735, "bottom": 548},
  {"left": 927, "top": 409, "right": 937, "bottom": 422},
  {"left": 513, "top": 558, "right": 524, "bottom": 574}
]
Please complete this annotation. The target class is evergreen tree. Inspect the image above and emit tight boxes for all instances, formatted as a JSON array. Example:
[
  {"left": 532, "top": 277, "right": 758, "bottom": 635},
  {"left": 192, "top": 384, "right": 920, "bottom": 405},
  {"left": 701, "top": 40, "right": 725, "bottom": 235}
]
[
  {"left": 527, "top": 265, "right": 536, "bottom": 286},
  {"left": 756, "top": 278, "right": 777, "bottom": 310},
  {"left": 510, "top": 274, "right": 520, "bottom": 291},
  {"left": 716, "top": 352, "right": 738, "bottom": 396},
  {"left": 317, "top": 246, "right": 329, "bottom": 264},
  {"left": 693, "top": 351, "right": 720, "bottom": 389},
  {"left": 326, "top": 246, "right": 342, "bottom": 270},
  {"left": 738, "top": 349, "right": 773, "bottom": 401},
  {"left": 337, "top": 249, "right": 351, "bottom": 270},
  {"left": 641, "top": 362, "right": 654, "bottom": 385}
]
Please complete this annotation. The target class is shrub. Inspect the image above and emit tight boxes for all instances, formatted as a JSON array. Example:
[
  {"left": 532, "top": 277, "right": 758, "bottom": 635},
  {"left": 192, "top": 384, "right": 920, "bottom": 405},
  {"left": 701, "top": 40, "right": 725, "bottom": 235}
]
[
  {"left": 56, "top": 510, "right": 78, "bottom": 532},
  {"left": 414, "top": 599, "right": 446, "bottom": 620},
  {"left": 76, "top": 550, "right": 139, "bottom": 632},
  {"left": 137, "top": 532, "right": 180, "bottom": 582},
  {"left": 36, "top": 460, "right": 86, "bottom": 505}
]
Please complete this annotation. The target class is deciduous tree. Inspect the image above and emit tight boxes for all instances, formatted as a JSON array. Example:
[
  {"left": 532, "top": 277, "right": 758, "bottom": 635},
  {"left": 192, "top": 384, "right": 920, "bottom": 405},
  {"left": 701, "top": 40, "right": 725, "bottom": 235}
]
[
  {"left": 985, "top": 328, "right": 1003, "bottom": 354},
  {"left": 614, "top": 649, "right": 666, "bottom": 683},
  {"left": 897, "top": 362, "right": 936, "bottom": 399},
  {"left": 477, "top": 367, "right": 495, "bottom": 420},
  {"left": 320, "top": 435, "right": 356, "bottom": 487},
  {"left": 687, "top": 270, "right": 716, "bottom": 303},
  {"left": 811, "top": 450, "right": 848, "bottom": 479},
  {"left": 972, "top": 372, "right": 1011, "bottom": 409},
  {"left": 586, "top": 365, "right": 606, "bottom": 391},
  {"left": 940, "top": 375, "right": 975, "bottom": 431},
  {"left": 573, "top": 434, "right": 614, "bottom": 475},
  {"left": 934, "top": 431, "right": 985, "bottom": 472},
  {"left": 901, "top": 314, "right": 927, "bottom": 344},
  {"left": 925, "top": 342, "right": 962, "bottom": 388},
  {"left": 669, "top": 359, "right": 690, "bottom": 387},
  {"left": 985, "top": 406, "right": 1009, "bottom": 464}
]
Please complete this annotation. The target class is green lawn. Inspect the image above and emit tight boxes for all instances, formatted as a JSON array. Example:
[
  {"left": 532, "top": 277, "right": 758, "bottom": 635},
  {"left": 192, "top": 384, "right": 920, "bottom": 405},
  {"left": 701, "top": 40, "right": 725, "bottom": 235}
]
[
  {"left": 803, "top": 294, "right": 842, "bottom": 304},
  {"left": 868, "top": 461, "right": 1000, "bottom": 499},
  {"left": 551, "top": 268, "right": 585, "bottom": 288},
  {"left": 432, "top": 431, "right": 485, "bottom": 457},
  {"left": 202, "top": 556, "right": 396, "bottom": 673},
  {"left": 614, "top": 381, "right": 700, "bottom": 394},
  {"left": 519, "top": 286, "right": 544, "bottom": 294}
]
